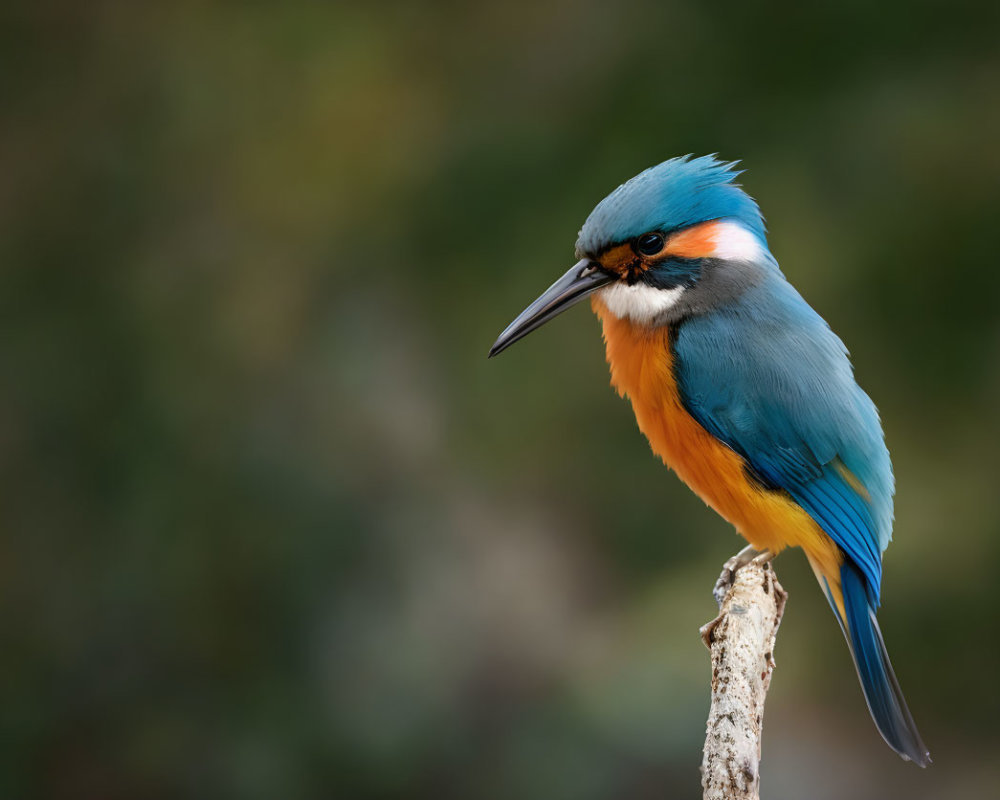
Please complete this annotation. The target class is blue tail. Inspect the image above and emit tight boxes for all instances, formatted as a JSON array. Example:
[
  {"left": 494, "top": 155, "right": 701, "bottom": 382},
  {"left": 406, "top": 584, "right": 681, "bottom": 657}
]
[{"left": 832, "top": 561, "right": 930, "bottom": 766}]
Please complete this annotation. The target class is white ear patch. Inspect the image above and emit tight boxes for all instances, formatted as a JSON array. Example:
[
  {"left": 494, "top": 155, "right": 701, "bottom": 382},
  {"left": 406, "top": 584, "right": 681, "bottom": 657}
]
[
  {"left": 597, "top": 283, "right": 685, "bottom": 323},
  {"left": 710, "top": 221, "right": 765, "bottom": 261}
]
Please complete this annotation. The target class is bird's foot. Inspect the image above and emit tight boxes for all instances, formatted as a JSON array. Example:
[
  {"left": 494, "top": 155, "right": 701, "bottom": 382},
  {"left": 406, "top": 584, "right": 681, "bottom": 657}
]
[
  {"left": 701, "top": 546, "right": 776, "bottom": 648},
  {"left": 711, "top": 545, "right": 773, "bottom": 607}
]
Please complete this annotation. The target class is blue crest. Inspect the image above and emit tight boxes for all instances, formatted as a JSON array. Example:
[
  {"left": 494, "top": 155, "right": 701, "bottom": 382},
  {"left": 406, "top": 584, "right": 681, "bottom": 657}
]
[{"left": 576, "top": 155, "right": 767, "bottom": 255}]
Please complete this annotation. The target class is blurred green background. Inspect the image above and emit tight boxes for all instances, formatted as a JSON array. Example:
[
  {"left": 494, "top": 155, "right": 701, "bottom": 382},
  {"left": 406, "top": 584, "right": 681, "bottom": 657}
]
[{"left": 3, "top": 2, "right": 1000, "bottom": 798}]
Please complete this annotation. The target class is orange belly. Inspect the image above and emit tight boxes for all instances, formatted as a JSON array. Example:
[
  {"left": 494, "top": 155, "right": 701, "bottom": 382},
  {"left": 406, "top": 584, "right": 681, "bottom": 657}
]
[{"left": 592, "top": 297, "right": 842, "bottom": 581}]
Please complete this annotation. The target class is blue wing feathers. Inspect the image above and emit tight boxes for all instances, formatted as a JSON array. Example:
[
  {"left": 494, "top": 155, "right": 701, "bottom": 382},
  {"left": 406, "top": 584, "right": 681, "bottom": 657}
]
[
  {"left": 675, "top": 270, "right": 894, "bottom": 601},
  {"left": 792, "top": 471, "right": 882, "bottom": 592}
]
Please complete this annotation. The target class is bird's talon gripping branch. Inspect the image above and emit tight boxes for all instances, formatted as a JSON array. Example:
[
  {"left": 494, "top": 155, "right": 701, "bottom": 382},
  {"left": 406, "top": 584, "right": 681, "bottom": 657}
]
[
  {"left": 711, "top": 564, "right": 737, "bottom": 611},
  {"left": 727, "top": 544, "right": 763, "bottom": 570},
  {"left": 712, "top": 545, "right": 769, "bottom": 608},
  {"left": 703, "top": 548, "right": 780, "bottom": 648}
]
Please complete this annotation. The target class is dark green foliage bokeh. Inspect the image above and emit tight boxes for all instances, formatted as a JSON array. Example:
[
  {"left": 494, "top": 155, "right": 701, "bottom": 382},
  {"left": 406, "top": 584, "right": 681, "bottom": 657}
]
[{"left": 2, "top": 2, "right": 999, "bottom": 798}]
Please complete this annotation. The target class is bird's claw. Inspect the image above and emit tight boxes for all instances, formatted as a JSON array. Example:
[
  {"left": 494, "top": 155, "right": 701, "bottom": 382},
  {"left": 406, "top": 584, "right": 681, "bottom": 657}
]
[
  {"left": 712, "top": 545, "right": 772, "bottom": 607},
  {"left": 702, "top": 546, "right": 775, "bottom": 647}
]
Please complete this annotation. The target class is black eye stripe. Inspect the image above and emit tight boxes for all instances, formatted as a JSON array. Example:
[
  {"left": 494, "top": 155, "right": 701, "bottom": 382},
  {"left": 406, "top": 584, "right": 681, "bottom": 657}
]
[{"left": 635, "top": 233, "right": 665, "bottom": 256}]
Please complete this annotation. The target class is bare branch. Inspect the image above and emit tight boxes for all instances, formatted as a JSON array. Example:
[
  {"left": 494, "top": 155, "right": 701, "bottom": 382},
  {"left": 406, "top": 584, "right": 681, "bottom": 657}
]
[{"left": 699, "top": 556, "right": 787, "bottom": 800}]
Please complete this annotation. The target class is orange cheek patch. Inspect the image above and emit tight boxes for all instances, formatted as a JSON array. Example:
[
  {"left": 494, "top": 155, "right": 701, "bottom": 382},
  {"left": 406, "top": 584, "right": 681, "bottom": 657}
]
[
  {"left": 597, "top": 220, "right": 722, "bottom": 276},
  {"left": 601, "top": 244, "right": 641, "bottom": 273},
  {"left": 665, "top": 221, "right": 721, "bottom": 259},
  {"left": 598, "top": 242, "right": 642, "bottom": 276}
]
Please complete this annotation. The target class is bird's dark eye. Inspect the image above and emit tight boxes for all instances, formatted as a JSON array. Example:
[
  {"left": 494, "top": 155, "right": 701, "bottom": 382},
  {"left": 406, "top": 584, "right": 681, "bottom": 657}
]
[{"left": 635, "top": 233, "right": 665, "bottom": 256}]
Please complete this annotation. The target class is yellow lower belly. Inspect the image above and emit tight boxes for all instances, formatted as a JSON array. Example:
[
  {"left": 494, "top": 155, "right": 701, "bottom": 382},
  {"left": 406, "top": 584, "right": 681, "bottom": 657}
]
[{"left": 592, "top": 298, "right": 842, "bottom": 580}]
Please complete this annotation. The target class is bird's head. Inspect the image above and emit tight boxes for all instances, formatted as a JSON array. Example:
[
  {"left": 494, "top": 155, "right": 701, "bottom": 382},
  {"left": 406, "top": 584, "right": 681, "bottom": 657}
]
[{"left": 489, "top": 155, "right": 771, "bottom": 357}]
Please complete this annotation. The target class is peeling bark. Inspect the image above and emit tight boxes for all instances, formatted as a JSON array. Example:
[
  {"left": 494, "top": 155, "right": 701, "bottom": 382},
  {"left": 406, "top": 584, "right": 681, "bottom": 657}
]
[{"left": 699, "top": 557, "right": 787, "bottom": 800}]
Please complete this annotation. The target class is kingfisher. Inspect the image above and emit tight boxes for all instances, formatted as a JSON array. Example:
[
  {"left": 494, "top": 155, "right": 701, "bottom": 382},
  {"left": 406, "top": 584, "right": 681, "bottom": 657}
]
[{"left": 489, "top": 155, "right": 929, "bottom": 765}]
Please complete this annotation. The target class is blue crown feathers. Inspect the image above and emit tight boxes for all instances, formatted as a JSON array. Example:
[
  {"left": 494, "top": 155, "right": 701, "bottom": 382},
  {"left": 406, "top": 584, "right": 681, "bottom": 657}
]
[{"left": 576, "top": 155, "right": 767, "bottom": 255}]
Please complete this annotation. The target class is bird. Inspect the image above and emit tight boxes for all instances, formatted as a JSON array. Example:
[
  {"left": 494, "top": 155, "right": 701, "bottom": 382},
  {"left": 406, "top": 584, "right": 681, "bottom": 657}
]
[{"left": 488, "top": 154, "right": 929, "bottom": 765}]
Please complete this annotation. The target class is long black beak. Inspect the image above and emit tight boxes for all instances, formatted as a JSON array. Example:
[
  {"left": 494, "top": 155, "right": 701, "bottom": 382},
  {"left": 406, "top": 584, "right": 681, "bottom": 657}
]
[{"left": 489, "top": 259, "right": 612, "bottom": 358}]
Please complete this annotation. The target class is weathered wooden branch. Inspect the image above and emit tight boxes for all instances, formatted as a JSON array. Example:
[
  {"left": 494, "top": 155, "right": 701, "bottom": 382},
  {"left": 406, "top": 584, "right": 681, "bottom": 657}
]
[{"left": 699, "top": 555, "right": 787, "bottom": 800}]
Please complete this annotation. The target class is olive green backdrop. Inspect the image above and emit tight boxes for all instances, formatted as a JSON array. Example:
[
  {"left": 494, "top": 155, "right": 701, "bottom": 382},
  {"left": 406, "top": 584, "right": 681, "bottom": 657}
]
[{"left": 3, "top": 2, "right": 999, "bottom": 798}]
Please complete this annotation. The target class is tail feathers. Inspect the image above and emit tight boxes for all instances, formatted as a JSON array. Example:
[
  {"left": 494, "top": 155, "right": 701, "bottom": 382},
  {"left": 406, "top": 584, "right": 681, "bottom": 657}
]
[{"left": 828, "top": 561, "right": 931, "bottom": 766}]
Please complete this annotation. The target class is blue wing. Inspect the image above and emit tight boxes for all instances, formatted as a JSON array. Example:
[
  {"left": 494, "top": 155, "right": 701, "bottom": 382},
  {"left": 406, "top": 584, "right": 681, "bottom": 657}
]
[{"left": 674, "top": 273, "right": 894, "bottom": 601}]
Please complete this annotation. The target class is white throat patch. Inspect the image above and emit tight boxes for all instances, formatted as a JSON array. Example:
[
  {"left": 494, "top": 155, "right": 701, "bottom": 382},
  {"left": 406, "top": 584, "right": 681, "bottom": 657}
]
[{"left": 597, "top": 283, "right": 686, "bottom": 323}]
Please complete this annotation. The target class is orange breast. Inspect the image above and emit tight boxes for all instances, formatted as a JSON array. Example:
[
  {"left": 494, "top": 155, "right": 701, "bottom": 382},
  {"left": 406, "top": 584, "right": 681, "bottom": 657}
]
[{"left": 591, "top": 296, "right": 842, "bottom": 581}]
